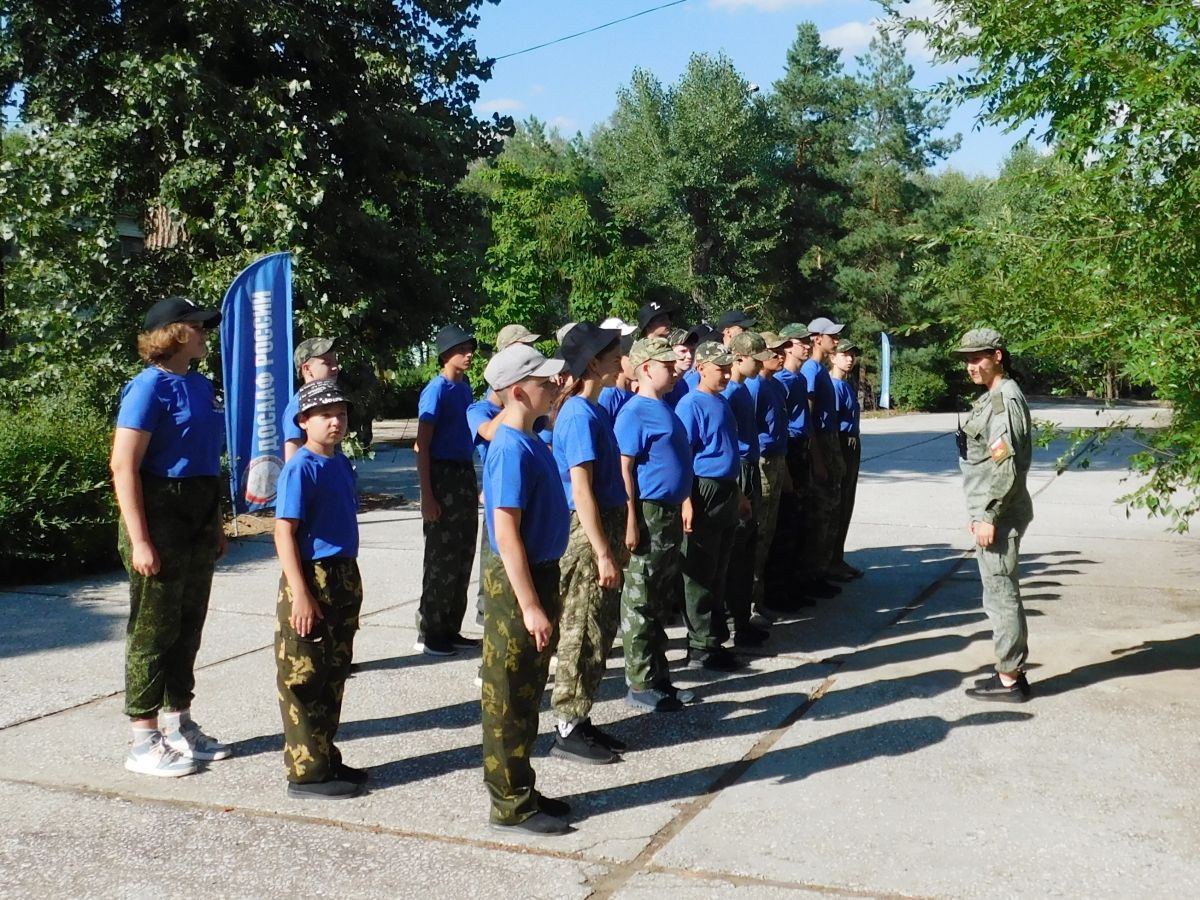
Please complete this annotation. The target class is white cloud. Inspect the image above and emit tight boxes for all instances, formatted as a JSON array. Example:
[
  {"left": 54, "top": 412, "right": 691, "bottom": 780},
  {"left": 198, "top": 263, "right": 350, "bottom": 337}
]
[
  {"left": 549, "top": 116, "right": 579, "bottom": 133},
  {"left": 821, "top": 20, "right": 876, "bottom": 56},
  {"left": 708, "top": 0, "right": 826, "bottom": 10},
  {"left": 476, "top": 97, "right": 524, "bottom": 115}
]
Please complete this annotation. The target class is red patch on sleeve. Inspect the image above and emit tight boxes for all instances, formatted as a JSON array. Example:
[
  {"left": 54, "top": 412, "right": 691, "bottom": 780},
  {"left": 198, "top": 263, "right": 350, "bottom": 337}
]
[{"left": 990, "top": 437, "right": 1009, "bottom": 462}]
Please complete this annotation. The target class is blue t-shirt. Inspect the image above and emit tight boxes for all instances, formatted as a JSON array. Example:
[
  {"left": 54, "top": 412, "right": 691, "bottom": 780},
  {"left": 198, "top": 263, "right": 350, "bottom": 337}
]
[
  {"left": 614, "top": 394, "right": 693, "bottom": 504},
  {"left": 683, "top": 368, "right": 701, "bottom": 391},
  {"left": 418, "top": 375, "right": 474, "bottom": 461},
  {"left": 775, "top": 367, "right": 810, "bottom": 438},
  {"left": 553, "top": 396, "right": 627, "bottom": 511},
  {"left": 721, "top": 379, "right": 760, "bottom": 464},
  {"left": 282, "top": 392, "right": 303, "bottom": 444},
  {"left": 484, "top": 425, "right": 570, "bottom": 563},
  {"left": 747, "top": 375, "right": 787, "bottom": 458},
  {"left": 833, "top": 378, "right": 860, "bottom": 435},
  {"left": 116, "top": 368, "right": 225, "bottom": 478},
  {"left": 275, "top": 447, "right": 359, "bottom": 560},
  {"left": 665, "top": 374, "right": 691, "bottom": 409},
  {"left": 466, "top": 398, "right": 501, "bottom": 466},
  {"left": 598, "top": 386, "right": 636, "bottom": 422},
  {"left": 801, "top": 359, "right": 837, "bottom": 433},
  {"left": 675, "top": 390, "right": 739, "bottom": 480}
]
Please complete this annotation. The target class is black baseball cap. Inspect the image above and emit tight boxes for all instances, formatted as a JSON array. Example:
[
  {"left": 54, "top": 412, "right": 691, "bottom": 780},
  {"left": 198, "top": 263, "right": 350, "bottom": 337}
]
[
  {"left": 143, "top": 296, "right": 221, "bottom": 332},
  {"left": 637, "top": 297, "right": 679, "bottom": 332},
  {"left": 716, "top": 309, "right": 756, "bottom": 330}
]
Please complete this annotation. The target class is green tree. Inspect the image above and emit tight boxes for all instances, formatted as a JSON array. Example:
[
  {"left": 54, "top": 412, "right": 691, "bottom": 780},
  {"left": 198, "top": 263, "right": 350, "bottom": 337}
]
[
  {"left": 1, "top": 0, "right": 503, "bottom": 409},
  {"left": 595, "top": 53, "right": 786, "bottom": 318}
]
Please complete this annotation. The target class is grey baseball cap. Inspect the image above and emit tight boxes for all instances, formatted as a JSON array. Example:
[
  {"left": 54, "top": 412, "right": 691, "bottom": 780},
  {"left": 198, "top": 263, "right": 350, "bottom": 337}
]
[
  {"left": 953, "top": 327, "right": 1006, "bottom": 353},
  {"left": 807, "top": 317, "right": 844, "bottom": 335},
  {"left": 484, "top": 344, "right": 566, "bottom": 391}
]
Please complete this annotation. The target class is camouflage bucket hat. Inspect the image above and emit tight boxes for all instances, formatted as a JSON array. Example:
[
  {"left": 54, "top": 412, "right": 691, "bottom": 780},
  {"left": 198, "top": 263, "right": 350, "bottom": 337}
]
[
  {"left": 729, "top": 331, "right": 774, "bottom": 361},
  {"left": 953, "top": 327, "right": 1005, "bottom": 354},
  {"left": 694, "top": 341, "right": 734, "bottom": 366},
  {"left": 629, "top": 336, "right": 679, "bottom": 367}
]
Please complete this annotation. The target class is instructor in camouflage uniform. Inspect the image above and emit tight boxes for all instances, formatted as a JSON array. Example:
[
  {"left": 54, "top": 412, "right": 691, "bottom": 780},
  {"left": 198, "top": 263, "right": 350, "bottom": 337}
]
[{"left": 955, "top": 328, "right": 1035, "bottom": 703}]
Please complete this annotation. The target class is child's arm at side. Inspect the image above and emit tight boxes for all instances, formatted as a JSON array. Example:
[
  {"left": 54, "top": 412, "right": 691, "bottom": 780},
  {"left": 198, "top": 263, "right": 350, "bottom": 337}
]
[
  {"left": 493, "top": 507, "right": 552, "bottom": 651},
  {"left": 620, "top": 454, "right": 639, "bottom": 553},
  {"left": 274, "top": 517, "right": 323, "bottom": 637},
  {"left": 415, "top": 420, "right": 440, "bottom": 521}
]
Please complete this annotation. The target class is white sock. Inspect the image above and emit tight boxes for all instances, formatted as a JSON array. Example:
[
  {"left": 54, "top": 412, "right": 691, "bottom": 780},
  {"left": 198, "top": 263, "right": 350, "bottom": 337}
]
[
  {"left": 160, "top": 709, "right": 190, "bottom": 730},
  {"left": 131, "top": 726, "right": 158, "bottom": 746},
  {"left": 557, "top": 719, "right": 582, "bottom": 738}
]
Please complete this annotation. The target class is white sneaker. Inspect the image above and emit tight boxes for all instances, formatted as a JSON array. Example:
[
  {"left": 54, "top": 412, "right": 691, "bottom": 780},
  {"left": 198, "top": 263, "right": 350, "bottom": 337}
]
[
  {"left": 125, "top": 732, "right": 198, "bottom": 778},
  {"left": 162, "top": 719, "right": 232, "bottom": 761}
]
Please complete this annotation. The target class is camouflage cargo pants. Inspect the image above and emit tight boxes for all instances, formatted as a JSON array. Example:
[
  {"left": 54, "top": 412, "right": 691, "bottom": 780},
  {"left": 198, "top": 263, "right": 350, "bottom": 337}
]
[
  {"left": 753, "top": 454, "right": 787, "bottom": 611},
  {"left": 275, "top": 557, "right": 363, "bottom": 783},
  {"left": 832, "top": 434, "right": 861, "bottom": 567},
  {"left": 978, "top": 522, "right": 1029, "bottom": 673},
  {"left": 480, "top": 555, "right": 561, "bottom": 825},
  {"left": 620, "top": 500, "right": 683, "bottom": 691},
  {"left": 801, "top": 432, "right": 846, "bottom": 577},
  {"left": 552, "top": 506, "right": 628, "bottom": 724},
  {"left": 475, "top": 512, "right": 496, "bottom": 620},
  {"left": 418, "top": 459, "right": 478, "bottom": 641},
  {"left": 682, "top": 477, "right": 740, "bottom": 651},
  {"left": 120, "top": 475, "right": 221, "bottom": 719},
  {"left": 724, "top": 460, "right": 761, "bottom": 630}
]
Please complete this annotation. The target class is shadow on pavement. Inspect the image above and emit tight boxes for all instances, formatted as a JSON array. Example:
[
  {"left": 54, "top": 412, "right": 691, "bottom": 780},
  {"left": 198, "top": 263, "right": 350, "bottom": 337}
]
[{"left": 1035, "top": 634, "right": 1200, "bottom": 697}]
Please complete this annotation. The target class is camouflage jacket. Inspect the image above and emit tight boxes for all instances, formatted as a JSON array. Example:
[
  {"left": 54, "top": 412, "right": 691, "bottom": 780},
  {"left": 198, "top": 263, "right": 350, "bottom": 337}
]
[{"left": 959, "top": 377, "right": 1033, "bottom": 527}]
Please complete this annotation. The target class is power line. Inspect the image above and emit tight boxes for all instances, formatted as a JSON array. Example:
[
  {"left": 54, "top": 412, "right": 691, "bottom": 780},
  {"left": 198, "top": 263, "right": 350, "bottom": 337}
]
[{"left": 491, "top": 0, "right": 693, "bottom": 62}]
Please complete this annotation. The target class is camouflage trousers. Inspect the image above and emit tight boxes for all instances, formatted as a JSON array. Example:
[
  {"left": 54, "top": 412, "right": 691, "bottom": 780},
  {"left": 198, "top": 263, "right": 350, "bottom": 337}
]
[
  {"left": 767, "top": 436, "right": 811, "bottom": 590},
  {"left": 753, "top": 454, "right": 787, "bottom": 611},
  {"left": 620, "top": 500, "right": 683, "bottom": 691},
  {"left": 475, "top": 512, "right": 496, "bottom": 620},
  {"left": 801, "top": 432, "right": 846, "bottom": 578},
  {"left": 418, "top": 459, "right": 478, "bottom": 641},
  {"left": 978, "top": 522, "right": 1029, "bottom": 673},
  {"left": 480, "top": 554, "right": 561, "bottom": 824},
  {"left": 119, "top": 474, "right": 221, "bottom": 719},
  {"left": 682, "top": 477, "right": 740, "bottom": 650},
  {"left": 275, "top": 557, "right": 362, "bottom": 783},
  {"left": 552, "top": 506, "right": 628, "bottom": 724},
  {"left": 832, "top": 434, "right": 861, "bottom": 567},
  {"left": 724, "top": 460, "right": 762, "bottom": 630}
]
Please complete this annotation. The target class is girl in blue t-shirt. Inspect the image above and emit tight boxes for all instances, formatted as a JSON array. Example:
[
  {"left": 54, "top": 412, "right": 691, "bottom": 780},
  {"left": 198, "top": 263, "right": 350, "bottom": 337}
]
[
  {"left": 548, "top": 323, "right": 628, "bottom": 765},
  {"left": 110, "top": 297, "right": 230, "bottom": 779}
]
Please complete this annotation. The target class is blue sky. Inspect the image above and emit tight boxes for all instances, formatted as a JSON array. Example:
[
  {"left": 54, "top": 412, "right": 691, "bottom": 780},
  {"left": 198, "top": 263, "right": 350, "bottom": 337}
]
[{"left": 472, "top": 0, "right": 1036, "bottom": 177}]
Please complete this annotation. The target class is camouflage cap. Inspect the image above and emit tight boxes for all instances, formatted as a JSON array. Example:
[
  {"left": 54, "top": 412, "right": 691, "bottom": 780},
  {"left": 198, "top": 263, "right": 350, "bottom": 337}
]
[
  {"left": 629, "top": 336, "right": 679, "bottom": 367},
  {"left": 295, "top": 378, "right": 352, "bottom": 423},
  {"left": 694, "top": 341, "right": 734, "bottom": 366},
  {"left": 834, "top": 339, "right": 860, "bottom": 354},
  {"left": 294, "top": 336, "right": 337, "bottom": 371},
  {"left": 666, "top": 327, "right": 690, "bottom": 346},
  {"left": 495, "top": 323, "right": 540, "bottom": 351},
  {"left": 953, "top": 327, "right": 1005, "bottom": 353},
  {"left": 759, "top": 331, "right": 790, "bottom": 350},
  {"left": 778, "top": 322, "right": 811, "bottom": 340},
  {"left": 729, "top": 331, "right": 774, "bottom": 361}
]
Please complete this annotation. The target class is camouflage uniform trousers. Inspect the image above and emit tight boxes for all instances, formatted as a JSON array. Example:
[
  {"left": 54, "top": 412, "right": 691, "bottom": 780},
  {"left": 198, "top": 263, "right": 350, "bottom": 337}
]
[
  {"left": 119, "top": 474, "right": 221, "bottom": 719},
  {"left": 480, "top": 553, "right": 562, "bottom": 825},
  {"left": 474, "top": 512, "right": 496, "bottom": 622},
  {"left": 767, "top": 436, "right": 811, "bottom": 590},
  {"left": 620, "top": 500, "right": 683, "bottom": 691},
  {"left": 753, "top": 453, "right": 787, "bottom": 612},
  {"left": 801, "top": 432, "right": 846, "bottom": 577},
  {"left": 724, "top": 460, "right": 762, "bottom": 632},
  {"left": 978, "top": 521, "right": 1029, "bottom": 673},
  {"left": 275, "top": 557, "right": 363, "bottom": 783},
  {"left": 831, "top": 434, "right": 861, "bottom": 567},
  {"left": 552, "top": 506, "right": 629, "bottom": 724},
  {"left": 418, "top": 459, "right": 478, "bottom": 641},
  {"left": 682, "top": 477, "right": 740, "bottom": 651}
]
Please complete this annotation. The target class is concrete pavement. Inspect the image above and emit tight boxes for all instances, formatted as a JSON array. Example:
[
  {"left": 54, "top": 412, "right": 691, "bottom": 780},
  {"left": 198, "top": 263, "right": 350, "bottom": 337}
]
[{"left": 2, "top": 401, "right": 1198, "bottom": 898}]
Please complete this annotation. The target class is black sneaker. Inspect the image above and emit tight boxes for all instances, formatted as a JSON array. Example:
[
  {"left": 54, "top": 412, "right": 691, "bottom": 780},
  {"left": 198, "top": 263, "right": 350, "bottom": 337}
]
[
  {"left": 450, "top": 633, "right": 481, "bottom": 649},
  {"left": 625, "top": 687, "right": 683, "bottom": 712},
  {"left": 965, "top": 672, "right": 1031, "bottom": 703},
  {"left": 550, "top": 726, "right": 618, "bottom": 765},
  {"left": 582, "top": 719, "right": 627, "bottom": 754},
  {"left": 491, "top": 811, "right": 571, "bottom": 835},
  {"left": 537, "top": 794, "right": 571, "bottom": 818},
  {"left": 733, "top": 622, "right": 769, "bottom": 647},
  {"left": 686, "top": 646, "right": 742, "bottom": 672},
  {"left": 415, "top": 635, "right": 456, "bottom": 657},
  {"left": 287, "top": 778, "right": 361, "bottom": 800},
  {"left": 807, "top": 579, "right": 841, "bottom": 599},
  {"left": 334, "top": 762, "right": 369, "bottom": 785}
]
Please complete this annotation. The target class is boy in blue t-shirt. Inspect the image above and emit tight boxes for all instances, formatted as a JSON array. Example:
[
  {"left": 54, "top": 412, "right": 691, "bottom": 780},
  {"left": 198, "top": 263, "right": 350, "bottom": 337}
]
[
  {"left": 283, "top": 336, "right": 340, "bottom": 462},
  {"left": 615, "top": 337, "right": 695, "bottom": 713},
  {"left": 273, "top": 379, "right": 365, "bottom": 800},
  {"left": 478, "top": 344, "right": 572, "bottom": 836},
  {"left": 748, "top": 332, "right": 793, "bottom": 616},
  {"left": 829, "top": 341, "right": 864, "bottom": 580},
  {"left": 800, "top": 317, "right": 847, "bottom": 597},
  {"left": 675, "top": 342, "right": 748, "bottom": 673},
  {"left": 415, "top": 324, "right": 479, "bottom": 657}
]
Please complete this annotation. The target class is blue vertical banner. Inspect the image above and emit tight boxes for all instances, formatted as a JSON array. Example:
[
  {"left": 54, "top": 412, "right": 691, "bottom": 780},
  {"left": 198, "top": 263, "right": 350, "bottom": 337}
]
[
  {"left": 879, "top": 332, "right": 892, "bottom": 410},
  {"left": 220, "top": 252, "right": 294, "bottom": 513}
]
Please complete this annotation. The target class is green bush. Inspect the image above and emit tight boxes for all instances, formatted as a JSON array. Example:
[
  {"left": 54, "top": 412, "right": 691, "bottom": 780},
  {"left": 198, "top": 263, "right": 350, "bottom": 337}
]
[
  {"left": 890, "top": 360, "right": 950, "bottom": 411},
  {"left": 0, "top": 394, "right": 118, "bottom": 581}
]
